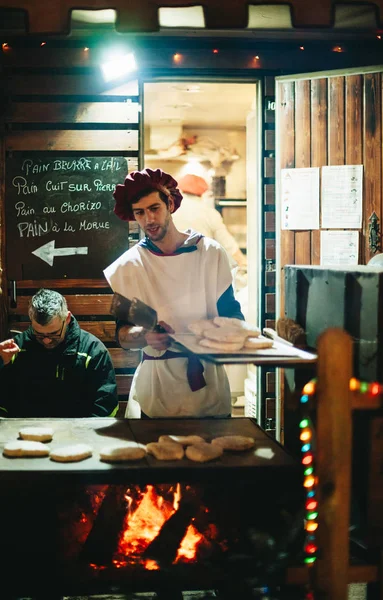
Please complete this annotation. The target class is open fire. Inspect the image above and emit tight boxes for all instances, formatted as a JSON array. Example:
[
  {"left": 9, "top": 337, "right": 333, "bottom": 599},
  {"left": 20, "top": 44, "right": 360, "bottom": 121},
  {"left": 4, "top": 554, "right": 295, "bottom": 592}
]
[{"left": 85, "top": 484, "right": 226, "bottom": 571}]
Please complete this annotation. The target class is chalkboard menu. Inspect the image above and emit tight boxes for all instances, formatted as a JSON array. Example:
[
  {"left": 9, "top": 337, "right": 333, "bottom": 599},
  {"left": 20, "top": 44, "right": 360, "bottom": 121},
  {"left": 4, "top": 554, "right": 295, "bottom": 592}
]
[{"left": 5, "top": 156, "right": 132, "bottom": 280}]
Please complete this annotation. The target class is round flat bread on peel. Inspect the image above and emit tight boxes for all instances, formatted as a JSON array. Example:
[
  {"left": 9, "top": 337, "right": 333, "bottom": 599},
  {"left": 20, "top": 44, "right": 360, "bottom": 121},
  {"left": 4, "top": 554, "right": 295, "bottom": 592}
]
[
  {"left": 50, "top": 443, "right": 92, "bottom": 463},
  {"left": 186, "top": 442, "right": 223, "bottom": 463},
  {"left": 244, "top": 337, "right": 274, "bottom": 349},
  {"left": 19, "top": 426, "right": 53, "bottom": 442},
  {"left": 3, "top": 440, "right": 50, "bottom": 457},
  {"left": 159, "top": 434, "right": 205, "bottom": 446},
  {"left": 188, "top": 319, "right": 217, "bottom": 336},
  {"left": 203, "top": 326, "right": 247, "bottom": 344},
  {"left": 211, "top": 435, "right": 255, "bottom": 451},
  {"left": 100, "top": 442, "right": 147, "bottom": 462},
  {"left": 147, "top": 441, "right": 184, "bottom": 460},
  {"left": 213, "top": 317, "right": 261, "bottom": 337},
  {"left": 199, "top": 337, "right": 244, "bottom": 352}
]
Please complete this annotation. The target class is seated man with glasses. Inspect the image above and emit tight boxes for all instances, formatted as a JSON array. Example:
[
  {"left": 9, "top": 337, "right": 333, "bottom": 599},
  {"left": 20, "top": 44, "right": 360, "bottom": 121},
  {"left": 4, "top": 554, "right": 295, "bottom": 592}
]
[{"left": 0, "top": 288, "right": 118, "bottom": 418}]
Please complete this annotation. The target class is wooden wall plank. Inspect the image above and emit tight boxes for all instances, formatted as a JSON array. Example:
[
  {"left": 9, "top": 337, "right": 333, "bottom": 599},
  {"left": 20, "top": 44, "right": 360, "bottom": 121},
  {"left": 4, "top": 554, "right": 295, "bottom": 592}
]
[
  {"left": 278, "top": 81, "right": 295, "bottom": 316},
  {"left": 346, "top": 74, "right": 363, "bottom": 260},
  {"left": 264, "top": 183, "right": 275, "bottom": 205},
  {"left": 311, "top": 78, "right": 328, "bottom": 265},
  {"left": 265, "top": 271, "right": 276, "bottom": 287},
  {"left": 9, "top": 319, "right": 117, "bottom": 342},
  {"left": 265, "top": 211, "right": 275, "bottom": 232},
  {"left": 2, "top": 48, "right": 110, "bottom": 69},
  {"left": 109, "top": 347, "right": 141, "bottom": 369},
  {"left": 16, "top": 279, "right": 109, "bottom": 289},
  {"left": 75, "top": 322, "right": 115, "bottom": 345},
  {"left": 364, "top": 72, "right": 382, "bottom": 263},
  {"left": 266, "top": 292, "right": 275, "bottom": 313},
  {"left": 265, "top": 238, "right": 276, "bottom": 260},
  {"left": 4, "top": 75, "right": 139, "bottom": 97},
  {"left": 294, "top": 79, "right": 311, "bottom": 265},
  {"left": 264, "top": 76, "right": 275, "bottom": 97},
  {"left": 346, "top": 75, "right": 363, "bottom": 165},
  {"left": 5, "top": 129, "right": 138, "bottom": 152},
  {"left": 5, "top": 102, "right": 139, "bottom": 124},
  {"left": 264, "top": 157, "right": 275, "bottom": 178},
  {"left": 9, "top": 294, "right": 113, "bottom": 316},
  {"left": 266, "top": 371, "right": 276, "bottom": 394},
  {"left": 265, "top": 130, "right": 275, "bottom": 151},
  {"left": 328, "top": 76, "right": 345, "bottom": 165},
  {"left": 116, "top": 374, "right": 133, "bottom": 395}
]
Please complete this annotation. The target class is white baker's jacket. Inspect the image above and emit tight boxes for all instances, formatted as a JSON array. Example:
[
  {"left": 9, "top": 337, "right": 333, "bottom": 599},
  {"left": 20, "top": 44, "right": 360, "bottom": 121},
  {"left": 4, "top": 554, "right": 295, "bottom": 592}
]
[{"left": 104, "top": 233, "right": 232, "bottom": 418}]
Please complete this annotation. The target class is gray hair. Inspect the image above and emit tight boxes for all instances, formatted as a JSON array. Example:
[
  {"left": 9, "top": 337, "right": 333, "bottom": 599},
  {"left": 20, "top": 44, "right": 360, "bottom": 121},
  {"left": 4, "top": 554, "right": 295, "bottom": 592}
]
[{"left": 28, "top": 289, "right": 68, "bottom": 325}]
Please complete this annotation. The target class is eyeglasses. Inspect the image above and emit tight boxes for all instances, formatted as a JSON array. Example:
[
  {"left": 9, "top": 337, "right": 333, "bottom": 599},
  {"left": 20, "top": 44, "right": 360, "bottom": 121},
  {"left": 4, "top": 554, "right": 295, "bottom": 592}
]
[{"left": 32, "top": 319, "right": 66, "bottom": 340}]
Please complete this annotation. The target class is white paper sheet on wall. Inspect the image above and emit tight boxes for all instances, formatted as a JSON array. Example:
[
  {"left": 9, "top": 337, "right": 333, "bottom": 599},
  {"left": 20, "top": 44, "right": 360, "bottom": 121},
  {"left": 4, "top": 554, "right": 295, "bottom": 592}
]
[
  {"left": 281, "top": 167, "right": 320, "bottom": 230},
  {"left": 320, "top": 230, "right": 359, "bottom": 266},
  {"left": 321, "top": 165, "right": 363, "bottom": 228}
]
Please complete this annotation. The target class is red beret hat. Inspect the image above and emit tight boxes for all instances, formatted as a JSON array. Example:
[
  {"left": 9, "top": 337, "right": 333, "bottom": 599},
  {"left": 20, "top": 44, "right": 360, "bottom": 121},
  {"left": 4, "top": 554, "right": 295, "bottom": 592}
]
[
  {"left": 178, "top": 174, "right": 209, "bottom": 197},
  {"left": 113, "top": 168, "right": 183, "bottom": 222}
]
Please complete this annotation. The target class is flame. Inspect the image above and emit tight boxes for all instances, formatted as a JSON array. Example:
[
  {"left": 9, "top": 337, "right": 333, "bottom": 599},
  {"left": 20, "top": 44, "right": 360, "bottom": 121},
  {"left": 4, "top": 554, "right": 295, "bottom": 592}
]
[
  {"left": 115, "top": 484, "right": 217, "bottom": 568},
  {"left": 175, "top": 523, "right": 204, "bottom": 561},
  {"left": 119, "top": 485, "right": 174, "bottom": 559},
  {"left": 84, "top": 484, "right": 224, "bottom": 571}
]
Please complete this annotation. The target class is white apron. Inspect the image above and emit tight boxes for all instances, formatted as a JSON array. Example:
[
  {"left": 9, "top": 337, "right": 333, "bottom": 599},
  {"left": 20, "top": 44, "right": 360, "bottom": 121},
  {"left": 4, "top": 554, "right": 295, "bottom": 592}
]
[{"left": 104, "top": 234, "right": 232, "bottom": 418}]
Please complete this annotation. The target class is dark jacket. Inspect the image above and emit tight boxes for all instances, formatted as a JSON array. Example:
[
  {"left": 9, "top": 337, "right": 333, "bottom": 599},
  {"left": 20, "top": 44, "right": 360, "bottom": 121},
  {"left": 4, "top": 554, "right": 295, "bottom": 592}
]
[{"left": 0, "top": 316, "right": 118, "bottom": 418}]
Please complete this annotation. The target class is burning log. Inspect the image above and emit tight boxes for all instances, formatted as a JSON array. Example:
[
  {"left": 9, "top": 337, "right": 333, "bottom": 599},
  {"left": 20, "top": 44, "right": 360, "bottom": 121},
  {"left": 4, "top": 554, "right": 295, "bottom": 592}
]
[
  {"left": 80, "top": 485, "right": 128, "bottom": 566},
  {"left": 144, "top": 497, "right": 197, "bottom": 567}
]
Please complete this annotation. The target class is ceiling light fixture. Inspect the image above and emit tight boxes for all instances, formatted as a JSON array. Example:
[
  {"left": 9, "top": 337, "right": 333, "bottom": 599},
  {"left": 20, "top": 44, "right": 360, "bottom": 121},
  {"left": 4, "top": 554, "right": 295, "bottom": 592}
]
[{"left": 100, "top": 50, "right": 137, "bottom": 82}]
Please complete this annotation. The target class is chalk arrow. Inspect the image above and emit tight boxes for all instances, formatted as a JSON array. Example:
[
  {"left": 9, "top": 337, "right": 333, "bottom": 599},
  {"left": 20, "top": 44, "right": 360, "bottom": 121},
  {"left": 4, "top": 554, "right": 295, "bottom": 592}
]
[{"left": 32, "top": 240, "right": 88, "bottom": 267}]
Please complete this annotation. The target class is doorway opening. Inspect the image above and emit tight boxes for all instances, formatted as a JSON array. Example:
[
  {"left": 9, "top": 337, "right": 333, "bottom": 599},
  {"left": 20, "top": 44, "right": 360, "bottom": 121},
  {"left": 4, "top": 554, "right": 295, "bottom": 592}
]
[{"left": 143, "top": 80, "right": 261, "bottom": 418}]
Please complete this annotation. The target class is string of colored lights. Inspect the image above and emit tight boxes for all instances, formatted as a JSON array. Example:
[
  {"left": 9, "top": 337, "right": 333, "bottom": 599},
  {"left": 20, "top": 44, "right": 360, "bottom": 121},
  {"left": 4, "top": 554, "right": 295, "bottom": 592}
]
[
  {"left": 300, "top": 374, "right": 383, "bottom": 600},
  {"left": 300, "top": 379, "right": 318, "bottom": 571}
]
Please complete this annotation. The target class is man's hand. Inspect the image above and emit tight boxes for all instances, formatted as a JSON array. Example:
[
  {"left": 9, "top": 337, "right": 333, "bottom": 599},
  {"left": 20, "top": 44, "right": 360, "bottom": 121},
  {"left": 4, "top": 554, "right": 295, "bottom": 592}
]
[
  {"left": 145, "top": 321, "right": 175, "bottom": 351},
  {"left": 0, "top": 339, "right": 20, "bottom": 365}
]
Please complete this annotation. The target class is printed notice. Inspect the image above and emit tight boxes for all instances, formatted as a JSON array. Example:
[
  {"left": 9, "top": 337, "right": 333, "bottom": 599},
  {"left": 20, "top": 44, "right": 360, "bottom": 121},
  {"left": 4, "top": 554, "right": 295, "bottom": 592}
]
[
  {"left": 320, "top": 230, "right": 359, "bottom": 266},
  {"left": 281, "top": 167, "right": 319, "bottom": 230},
  {"left": 321, "top": 165, "right": 363, "bottom": 228}
]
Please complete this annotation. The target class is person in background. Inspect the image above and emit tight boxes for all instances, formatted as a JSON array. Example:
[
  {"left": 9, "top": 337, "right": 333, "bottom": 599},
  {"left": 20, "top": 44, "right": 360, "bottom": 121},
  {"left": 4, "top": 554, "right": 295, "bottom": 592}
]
[
  {"left": 104, "top": 167, "right": 244, "bottom": 419},
  {"left": 173, "top": 173, "right": 247, "bottom": 268},
  {"left": 0, "top": 288, "right": 118, "bottom": 418}
]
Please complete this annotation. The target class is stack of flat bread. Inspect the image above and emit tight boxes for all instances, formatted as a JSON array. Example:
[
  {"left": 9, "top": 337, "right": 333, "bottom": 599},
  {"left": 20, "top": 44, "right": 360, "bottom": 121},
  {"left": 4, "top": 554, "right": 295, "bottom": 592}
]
[{"left": 188, "top": 316, "right": 273, "bottom": 352}]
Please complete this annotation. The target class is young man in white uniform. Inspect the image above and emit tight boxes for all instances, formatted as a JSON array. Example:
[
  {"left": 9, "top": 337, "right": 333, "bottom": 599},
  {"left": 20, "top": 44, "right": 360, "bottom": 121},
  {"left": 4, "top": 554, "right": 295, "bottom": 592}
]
[{"left": 104, "top": 168, "right": 244, "bottom": 418}]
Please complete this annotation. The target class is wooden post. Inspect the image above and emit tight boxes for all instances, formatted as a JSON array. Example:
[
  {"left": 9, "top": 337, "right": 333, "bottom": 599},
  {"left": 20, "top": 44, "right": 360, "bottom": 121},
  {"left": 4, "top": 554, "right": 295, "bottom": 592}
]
[{"left": 315, "top": 328, "right": 353, "bottom": 600}]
